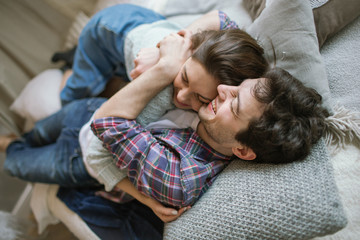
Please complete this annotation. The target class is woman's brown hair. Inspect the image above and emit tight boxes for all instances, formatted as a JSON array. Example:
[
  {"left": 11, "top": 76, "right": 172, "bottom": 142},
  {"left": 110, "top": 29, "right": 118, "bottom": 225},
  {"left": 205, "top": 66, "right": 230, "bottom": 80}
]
[{"left": 191, "top": 29, "right": 268, "bottom": 86}]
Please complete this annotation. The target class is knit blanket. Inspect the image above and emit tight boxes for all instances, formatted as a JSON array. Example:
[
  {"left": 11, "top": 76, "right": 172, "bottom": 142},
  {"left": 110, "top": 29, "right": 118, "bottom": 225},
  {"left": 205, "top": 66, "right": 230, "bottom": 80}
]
[{"left": 315, "top": 16, "right": 360, "bottom": 240}]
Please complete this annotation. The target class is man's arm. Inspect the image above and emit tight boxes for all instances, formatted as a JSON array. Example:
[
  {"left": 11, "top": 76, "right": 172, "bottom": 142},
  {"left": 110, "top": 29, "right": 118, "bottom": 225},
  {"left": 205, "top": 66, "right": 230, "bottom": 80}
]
[
  {"left": 92, "top": 31, "right": 197, "bottom": 207},
  {"left": 91, "top": 118, "right": 189, "bottom": 207},
  {"left": 115, "top": 178, "right": 189, "bottom": 222},
  {"left": 91, "top": 117, "right": 229, "bottom": 207}
]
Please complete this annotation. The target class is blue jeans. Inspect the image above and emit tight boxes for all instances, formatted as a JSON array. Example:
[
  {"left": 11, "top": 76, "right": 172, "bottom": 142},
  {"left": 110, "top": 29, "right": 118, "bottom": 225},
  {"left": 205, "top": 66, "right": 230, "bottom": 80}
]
[
  {"left": 4, "top": 98, "right": 107, "bottom": 187},
  {"left": 57, "top": 187, "right": 163, "bottom": 240},
  {"left": 60, "top": 4, "right": 165, "bottom": 105}
]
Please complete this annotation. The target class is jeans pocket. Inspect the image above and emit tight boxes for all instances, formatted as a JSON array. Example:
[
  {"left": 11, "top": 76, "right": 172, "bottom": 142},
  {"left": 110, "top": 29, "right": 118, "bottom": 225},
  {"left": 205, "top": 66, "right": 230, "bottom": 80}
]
[
  {"left": 68, "top": 147, "right": 92, "bottom": 184},
  {"left": 68, "top": 149, "right": 80, "bottom": 184}
]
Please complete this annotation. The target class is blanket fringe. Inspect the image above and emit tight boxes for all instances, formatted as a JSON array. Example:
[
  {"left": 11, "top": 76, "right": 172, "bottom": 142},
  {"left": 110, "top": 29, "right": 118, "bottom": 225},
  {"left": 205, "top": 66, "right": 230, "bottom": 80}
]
[{"left": 324, "top": 104, "right": 360, "bottom": 155}]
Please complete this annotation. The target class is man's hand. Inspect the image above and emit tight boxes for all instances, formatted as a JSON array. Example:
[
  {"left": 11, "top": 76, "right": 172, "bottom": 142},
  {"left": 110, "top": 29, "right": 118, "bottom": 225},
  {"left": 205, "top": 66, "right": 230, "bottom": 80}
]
[
  {"left": 112, "top": 178, "right": 190, "bottom": 223},
  {"left": 143, "top": 196, "right": 191, "bottom": 223},
  {"left": 130, "top": 47, "right": 160, "bottom": 80}
]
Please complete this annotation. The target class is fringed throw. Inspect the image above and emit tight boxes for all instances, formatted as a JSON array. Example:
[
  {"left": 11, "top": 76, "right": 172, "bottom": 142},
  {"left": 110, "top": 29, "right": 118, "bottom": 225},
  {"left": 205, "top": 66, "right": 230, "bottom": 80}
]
[{"left": 324, "top": 104, "right": 360, "bottom": 154}]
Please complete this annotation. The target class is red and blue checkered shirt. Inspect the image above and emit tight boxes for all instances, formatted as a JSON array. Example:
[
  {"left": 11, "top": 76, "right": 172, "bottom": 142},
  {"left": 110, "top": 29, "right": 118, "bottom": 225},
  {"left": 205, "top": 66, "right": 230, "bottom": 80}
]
[
  {"left": 91, "top": 117, "right": 232, "bottom": 207},
  {"left": 219, "top": 10, "right": 239, "bottom": 29}
]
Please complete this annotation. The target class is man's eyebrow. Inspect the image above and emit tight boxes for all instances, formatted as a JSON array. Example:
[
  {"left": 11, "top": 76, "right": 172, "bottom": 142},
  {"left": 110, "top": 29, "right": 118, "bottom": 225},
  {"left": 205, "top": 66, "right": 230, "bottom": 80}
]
[
  {"left": 231, "top": 92, "right": 240, "bottom": 118},
  {"left": 236, "top": 92, "right": 240, "bottom": 116}
]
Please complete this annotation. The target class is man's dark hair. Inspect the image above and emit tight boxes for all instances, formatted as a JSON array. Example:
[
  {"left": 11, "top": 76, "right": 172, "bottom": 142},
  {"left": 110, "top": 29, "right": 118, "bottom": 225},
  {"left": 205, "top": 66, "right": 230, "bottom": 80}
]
[
  {"left": 191, "top": 29, "right": 269, "bottom": 86},
  {"left": 236, "top": 67, "right": 330, "bottom": 164}
]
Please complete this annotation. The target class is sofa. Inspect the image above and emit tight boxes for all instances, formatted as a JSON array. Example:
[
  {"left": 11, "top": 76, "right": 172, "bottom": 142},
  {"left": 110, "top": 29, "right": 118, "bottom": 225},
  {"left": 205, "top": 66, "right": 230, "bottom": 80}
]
[{"left": 1, "top": 0, "right": 359, "bottom": 239}]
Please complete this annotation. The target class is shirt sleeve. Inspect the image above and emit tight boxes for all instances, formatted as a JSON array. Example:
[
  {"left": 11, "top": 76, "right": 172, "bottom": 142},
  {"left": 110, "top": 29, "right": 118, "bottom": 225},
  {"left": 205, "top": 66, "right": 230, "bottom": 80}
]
[
  {"left": 85, "top": 134, "right": 127, "bottom": 191},
  {"left": 91, "top": 117, "right": 192, "bottom": 207},
  {"left": 219, "top": 10, "right": 239, "bottom": 30}
]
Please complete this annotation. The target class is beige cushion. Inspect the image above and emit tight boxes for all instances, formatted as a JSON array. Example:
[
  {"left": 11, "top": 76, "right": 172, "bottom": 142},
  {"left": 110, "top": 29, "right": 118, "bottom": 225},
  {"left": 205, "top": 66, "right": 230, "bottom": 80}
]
[
  {"left": 242, "top": 0, "right": 266, "bottom": 21},
  {"left": 313, "top": 0, "right": 360, "bottom": 47},
  {"left": 242, "top": 0, "right": 360, "bottom": 47}
]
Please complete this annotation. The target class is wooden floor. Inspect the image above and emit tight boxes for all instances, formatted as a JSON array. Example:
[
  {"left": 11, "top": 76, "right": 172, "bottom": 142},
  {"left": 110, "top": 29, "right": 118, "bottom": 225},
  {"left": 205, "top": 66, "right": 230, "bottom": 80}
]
[
  {"left": 41, "top": 222, "right": 78, "bottom": 240},
  {"left": 27, "top": 213, "right": 78, "bottom": 240}
]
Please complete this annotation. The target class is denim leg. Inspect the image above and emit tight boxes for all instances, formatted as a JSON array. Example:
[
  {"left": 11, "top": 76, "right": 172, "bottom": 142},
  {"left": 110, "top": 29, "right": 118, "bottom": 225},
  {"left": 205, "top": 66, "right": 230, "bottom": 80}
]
[
  {"left": 4, "top": 98, "right": 107, "bottom": 187},
  {"left": 60, "top": 4, "right": 165, "bottom": 105},
  {"left": 57, "top": 187, "right": 163, "bottom": 240}
]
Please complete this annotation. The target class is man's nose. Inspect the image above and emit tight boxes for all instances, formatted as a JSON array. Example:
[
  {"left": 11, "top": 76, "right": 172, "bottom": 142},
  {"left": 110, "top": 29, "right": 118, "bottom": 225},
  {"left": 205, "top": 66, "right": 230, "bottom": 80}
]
[
  {"left": 217, "top": 84, "right": 232, "bottom": 92},
  {"left": 217, "top": 85, "right": 230, "bottom": 99}
]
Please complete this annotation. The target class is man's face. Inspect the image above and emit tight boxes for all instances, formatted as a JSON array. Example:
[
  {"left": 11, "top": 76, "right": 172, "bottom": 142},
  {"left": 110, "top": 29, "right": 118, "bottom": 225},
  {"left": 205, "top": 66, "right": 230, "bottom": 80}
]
[
  {"left": 198, "top": 78, "right": 266, "bottom": 146},
  {"left": 172, "top": 57, "right": 219, "bottom": 112}
]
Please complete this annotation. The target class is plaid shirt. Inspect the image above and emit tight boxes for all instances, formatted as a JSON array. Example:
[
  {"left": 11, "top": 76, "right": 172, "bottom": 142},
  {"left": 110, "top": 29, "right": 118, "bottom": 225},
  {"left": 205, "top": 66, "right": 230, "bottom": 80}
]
[
  {"left": 91, "top": 117, "right": 232, "bottom": 207},
  {"left": 219, "top": 11, "right": 239, "bottom": 29}
]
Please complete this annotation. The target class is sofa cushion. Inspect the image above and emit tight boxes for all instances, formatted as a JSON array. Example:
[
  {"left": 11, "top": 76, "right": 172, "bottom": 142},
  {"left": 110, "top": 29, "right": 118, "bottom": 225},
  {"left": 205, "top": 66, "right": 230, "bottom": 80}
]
[{"left": 246, "top": 0, "right": 332, "bottom": 112}]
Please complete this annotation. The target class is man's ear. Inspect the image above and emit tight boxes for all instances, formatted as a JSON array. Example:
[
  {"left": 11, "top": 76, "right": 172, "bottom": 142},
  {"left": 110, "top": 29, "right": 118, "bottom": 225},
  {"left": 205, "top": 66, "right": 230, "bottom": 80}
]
[{"left": 232, "top": 145, "right": 256, "bottom": 160}]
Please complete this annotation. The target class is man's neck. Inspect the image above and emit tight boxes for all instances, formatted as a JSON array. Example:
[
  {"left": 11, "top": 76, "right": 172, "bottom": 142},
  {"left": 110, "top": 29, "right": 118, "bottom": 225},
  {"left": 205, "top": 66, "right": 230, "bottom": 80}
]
[{"left": 196, "top": 122, "right": 234, "bottom": 156}]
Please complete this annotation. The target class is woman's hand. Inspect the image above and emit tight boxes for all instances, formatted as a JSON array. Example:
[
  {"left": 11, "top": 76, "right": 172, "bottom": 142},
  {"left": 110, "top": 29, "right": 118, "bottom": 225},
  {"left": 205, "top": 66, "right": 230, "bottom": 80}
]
[
  {"left": 130, "top": 47, "right": 160, "bottom": 80},
  {"left": 156, "top": 29, "right": 193, "bottom": 79},
  {"left": 143, "top": 195, "right": 191, "bottom": 223},
  {"left": 129, "top": 30, "right": 193, "bottom": 81}
]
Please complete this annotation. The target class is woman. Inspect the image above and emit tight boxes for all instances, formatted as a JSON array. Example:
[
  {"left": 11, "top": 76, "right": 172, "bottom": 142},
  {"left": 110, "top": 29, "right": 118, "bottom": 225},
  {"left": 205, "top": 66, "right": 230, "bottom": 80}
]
[{"left": 60, "top": 4, "right": 268, "bottom": 114}]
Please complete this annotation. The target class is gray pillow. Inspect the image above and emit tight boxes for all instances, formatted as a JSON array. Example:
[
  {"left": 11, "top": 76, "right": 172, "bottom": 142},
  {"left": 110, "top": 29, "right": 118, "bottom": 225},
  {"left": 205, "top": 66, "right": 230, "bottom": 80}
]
[
  {"left": 164, "top": 0, "right": 347, "bottom": 239},
  {"left": 245, "top": 0, "right": 333, "bottom": 112},
  {"left": 164, "top": 140, "right": 347, "bottom": 239}
]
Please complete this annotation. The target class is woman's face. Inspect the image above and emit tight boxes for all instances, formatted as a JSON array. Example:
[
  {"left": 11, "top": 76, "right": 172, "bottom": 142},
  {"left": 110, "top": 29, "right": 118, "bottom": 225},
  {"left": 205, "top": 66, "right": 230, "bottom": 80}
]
[{"left": 172, "top": 57, "right": 219, "bottom": 112}]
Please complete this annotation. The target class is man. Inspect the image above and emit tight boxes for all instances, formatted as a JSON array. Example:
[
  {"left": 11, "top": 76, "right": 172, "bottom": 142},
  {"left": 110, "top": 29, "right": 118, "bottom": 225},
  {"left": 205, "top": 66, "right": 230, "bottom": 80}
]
[
  {"left": 89, "top": 31, "right": 329, "bottom": 211},
  {"left": 1, "top": 24, "right": 329, "bottom": 238}
]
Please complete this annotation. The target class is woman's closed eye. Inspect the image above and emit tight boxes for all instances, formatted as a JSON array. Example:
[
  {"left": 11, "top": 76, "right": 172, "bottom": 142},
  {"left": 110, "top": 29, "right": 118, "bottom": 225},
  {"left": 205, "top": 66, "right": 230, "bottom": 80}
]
[
  {"left": 197, "top": 94, "right": 211, "bottom": 104},
  {"left": 181, "top": 72, "right": 189, "bottom": 85}
]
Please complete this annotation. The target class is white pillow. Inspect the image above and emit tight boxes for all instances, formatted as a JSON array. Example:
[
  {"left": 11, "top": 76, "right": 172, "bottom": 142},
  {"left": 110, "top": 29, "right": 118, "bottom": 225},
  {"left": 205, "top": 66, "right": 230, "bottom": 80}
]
[{"left": 10, "top": 69, "right": 62, "bottom": 131}]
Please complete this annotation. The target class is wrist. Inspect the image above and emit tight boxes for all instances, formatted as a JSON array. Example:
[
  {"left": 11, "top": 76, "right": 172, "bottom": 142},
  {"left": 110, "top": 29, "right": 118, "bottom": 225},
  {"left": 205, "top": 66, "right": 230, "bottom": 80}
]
[
  {"left": 140, "top": 194, "right": 154, "bottom": 208},
  {"left": 155, "top": 58, "right": 179, "bottom": 81}
]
